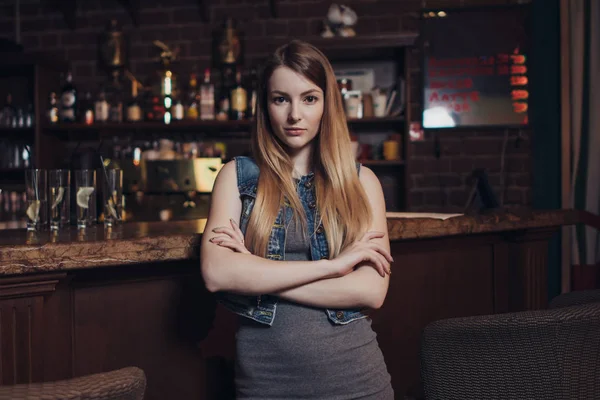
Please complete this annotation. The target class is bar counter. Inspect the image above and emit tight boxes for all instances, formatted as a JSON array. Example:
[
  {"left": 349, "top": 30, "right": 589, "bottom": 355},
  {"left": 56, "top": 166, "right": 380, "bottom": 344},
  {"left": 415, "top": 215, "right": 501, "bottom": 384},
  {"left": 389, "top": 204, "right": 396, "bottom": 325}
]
[
  {"left": 0, "top": 209, "right": 577, "bottom": 276},
  {"left": 0, "top": 209, "right": 579, "bottom": 399}
]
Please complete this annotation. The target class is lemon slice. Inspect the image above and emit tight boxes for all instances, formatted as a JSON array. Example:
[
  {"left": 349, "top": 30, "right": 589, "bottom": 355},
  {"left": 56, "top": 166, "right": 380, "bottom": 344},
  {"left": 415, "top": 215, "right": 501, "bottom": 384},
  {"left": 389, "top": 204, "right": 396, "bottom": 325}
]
[
  {"left": 26, "top": 200, "right": 41, "bottom": 222},
  {"left": 76, "top": 187, "right": 95, "bottom": 209},
  {"left": 51, "top": 187, "right": 65, "bottom": 210},
  {"left": 107, "top": 198, "right": 119, "bottom": 219}
]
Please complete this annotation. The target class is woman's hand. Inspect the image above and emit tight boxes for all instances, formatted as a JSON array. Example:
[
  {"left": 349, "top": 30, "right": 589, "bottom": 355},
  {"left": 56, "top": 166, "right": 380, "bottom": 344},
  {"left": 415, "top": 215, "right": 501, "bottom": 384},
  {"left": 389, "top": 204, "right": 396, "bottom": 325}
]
[
  {"left": 328, "top": 231, "right": 393, "bottom": 278},
  {"left": 209, "top": 218, "right": 251, "bottom": 254}
]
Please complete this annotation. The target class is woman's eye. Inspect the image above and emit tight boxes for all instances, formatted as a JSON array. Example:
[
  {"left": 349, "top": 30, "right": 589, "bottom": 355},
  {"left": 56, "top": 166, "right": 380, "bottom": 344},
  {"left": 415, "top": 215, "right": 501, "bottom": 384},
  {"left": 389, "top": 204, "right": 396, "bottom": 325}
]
[
  {"left": 273, "top": 97, "right": 287, "bottom": 104},
  {"left": 305, "top": 95, "right": 318, "bottom": 104}
]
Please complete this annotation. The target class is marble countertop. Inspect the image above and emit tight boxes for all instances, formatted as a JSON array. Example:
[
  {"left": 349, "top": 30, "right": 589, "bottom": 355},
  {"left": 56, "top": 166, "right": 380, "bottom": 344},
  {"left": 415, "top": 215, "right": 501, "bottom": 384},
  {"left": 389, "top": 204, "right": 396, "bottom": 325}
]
[{"left": 0, "top": 209, "right": 580, "bottom": 276}]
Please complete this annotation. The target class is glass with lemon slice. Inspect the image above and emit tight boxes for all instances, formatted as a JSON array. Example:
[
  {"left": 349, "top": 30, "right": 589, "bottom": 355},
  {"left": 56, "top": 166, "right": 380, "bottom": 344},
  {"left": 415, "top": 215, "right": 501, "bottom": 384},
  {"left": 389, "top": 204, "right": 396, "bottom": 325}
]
[
  {"left": 25, "top": 169, "right": 47, "bottom": 231},
  {"left": 49, "top": 169, "right": 70, "bottom": 230},
  {"left": 103, "top": 168, "right": 123, "bottom": 227},
  {"left": 75, "top": 170, "right": 97, "bottom": 229}
]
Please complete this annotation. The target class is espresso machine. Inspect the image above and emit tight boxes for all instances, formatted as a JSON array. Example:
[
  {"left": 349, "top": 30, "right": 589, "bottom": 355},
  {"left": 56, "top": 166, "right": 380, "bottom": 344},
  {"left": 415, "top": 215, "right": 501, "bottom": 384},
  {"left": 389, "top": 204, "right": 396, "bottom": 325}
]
[{"left": 122, "top": 157, "right": 223, "bottom": 222}]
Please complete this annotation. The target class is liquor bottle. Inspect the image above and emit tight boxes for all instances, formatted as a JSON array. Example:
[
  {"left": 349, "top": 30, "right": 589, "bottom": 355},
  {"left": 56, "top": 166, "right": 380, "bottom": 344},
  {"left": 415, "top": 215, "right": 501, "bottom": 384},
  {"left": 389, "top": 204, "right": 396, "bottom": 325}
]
[
  {"left": 60, "top": 71, "right": 77, "bottom": 122},
  {"left": 94, "top": 89, "right": 109, "bottom": 123},
  {"left": 199, "top": 68, "right": 215, "bottom": 120},
  {"left": 172, "top": 92, "right": 184, "bottom": 121},
  {"left": 2, "top": 94, "right": 16, "bottom": 127},
  {"left": 48, "top": 92, "right": 59, "bottom": 124},
  {"left": 81, "top": 92, "right": 94, "bottom": 125},
  {"left": 126, "top": 81, "right": 142, "bottom": 122},
  {"left": 25, "top": 104, "right": 34, "bottom": 127},
  {"left": 185, "top": 73, "right": 199, "bottom": 120},
  {"left": 107, "top": 72, "right": 124, "bottom": 123},
  {"left": 230, "top": 68, "right": 247, "bottom": 120}
]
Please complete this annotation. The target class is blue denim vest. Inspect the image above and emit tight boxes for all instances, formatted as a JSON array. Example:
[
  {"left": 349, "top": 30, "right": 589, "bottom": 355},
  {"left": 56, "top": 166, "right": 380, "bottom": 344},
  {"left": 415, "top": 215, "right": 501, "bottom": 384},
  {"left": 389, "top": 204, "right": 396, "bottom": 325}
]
[{"left": 215, "top": 156, "right": 367, "bottom": 326}]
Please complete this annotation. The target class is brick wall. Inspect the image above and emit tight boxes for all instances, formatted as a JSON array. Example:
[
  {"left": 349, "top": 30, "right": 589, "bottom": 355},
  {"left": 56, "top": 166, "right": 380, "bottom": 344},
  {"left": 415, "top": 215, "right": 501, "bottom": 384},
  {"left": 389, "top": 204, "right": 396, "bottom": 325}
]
[{"left": 0, "top": 0, "right": 532, "bottom": 212}]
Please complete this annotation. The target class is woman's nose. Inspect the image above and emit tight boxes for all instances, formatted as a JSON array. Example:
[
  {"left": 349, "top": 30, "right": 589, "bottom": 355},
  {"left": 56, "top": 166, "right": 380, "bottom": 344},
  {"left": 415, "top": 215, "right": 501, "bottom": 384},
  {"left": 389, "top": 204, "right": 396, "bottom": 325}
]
[{"left": 288, "top": 103, "right": 301, "bottom": 122}]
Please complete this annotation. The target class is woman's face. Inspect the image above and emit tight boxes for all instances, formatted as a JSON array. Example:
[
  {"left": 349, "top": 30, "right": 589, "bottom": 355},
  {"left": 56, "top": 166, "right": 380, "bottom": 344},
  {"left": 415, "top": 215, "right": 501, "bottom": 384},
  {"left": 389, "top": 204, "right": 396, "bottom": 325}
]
[{"left": 267, "top": 66, "right": 324, "bottom": 154}]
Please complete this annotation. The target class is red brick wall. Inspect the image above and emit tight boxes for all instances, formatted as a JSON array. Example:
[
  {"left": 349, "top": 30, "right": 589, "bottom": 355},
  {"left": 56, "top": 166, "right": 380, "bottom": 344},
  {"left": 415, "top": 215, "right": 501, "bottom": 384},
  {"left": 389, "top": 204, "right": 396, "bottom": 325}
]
[{"left": 0, "top": 0, "right": 531, "bottom": 212}]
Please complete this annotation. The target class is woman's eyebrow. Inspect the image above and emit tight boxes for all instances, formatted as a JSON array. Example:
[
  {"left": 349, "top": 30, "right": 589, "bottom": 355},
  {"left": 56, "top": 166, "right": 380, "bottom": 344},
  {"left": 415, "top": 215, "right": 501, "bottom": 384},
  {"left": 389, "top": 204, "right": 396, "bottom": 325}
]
[{"left": 270, "top": 89, "right": 322, "bottom": 96}]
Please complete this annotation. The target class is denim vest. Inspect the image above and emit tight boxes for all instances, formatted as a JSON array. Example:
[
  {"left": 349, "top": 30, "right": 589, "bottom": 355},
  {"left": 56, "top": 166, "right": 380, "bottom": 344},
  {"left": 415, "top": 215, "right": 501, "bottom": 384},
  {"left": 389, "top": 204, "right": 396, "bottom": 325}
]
[{"left": 215, "top": 156, "right": 367, "bottom": 326}]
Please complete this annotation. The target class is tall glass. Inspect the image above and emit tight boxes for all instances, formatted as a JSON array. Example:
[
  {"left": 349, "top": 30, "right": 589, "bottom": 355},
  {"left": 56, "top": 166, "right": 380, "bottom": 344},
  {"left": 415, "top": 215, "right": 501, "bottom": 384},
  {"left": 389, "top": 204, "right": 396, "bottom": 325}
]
[
  {"left": 102, "top": 168, "right": 123, "bottom": 227},
  {"left": 74, "top": 170, "right": 96, "bottom": 229},
  {"left": 25, "top": 169, "right": 47, "bottom": 231},
  {"left": 49, "top": 169, "right": 70, "bottom": 230}
]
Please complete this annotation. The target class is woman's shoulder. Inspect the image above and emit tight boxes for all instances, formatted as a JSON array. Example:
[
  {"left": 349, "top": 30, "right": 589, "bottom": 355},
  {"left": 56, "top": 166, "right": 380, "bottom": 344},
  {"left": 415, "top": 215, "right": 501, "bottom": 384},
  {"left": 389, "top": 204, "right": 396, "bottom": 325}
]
[{"left": 357, "top": 165, "right": 382, "bottom": 191}]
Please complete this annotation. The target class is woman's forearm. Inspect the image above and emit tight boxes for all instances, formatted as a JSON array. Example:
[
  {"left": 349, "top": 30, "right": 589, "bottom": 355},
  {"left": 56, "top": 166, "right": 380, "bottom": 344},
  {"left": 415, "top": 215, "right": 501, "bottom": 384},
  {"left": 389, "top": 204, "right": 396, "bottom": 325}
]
[
  {"left": 273, "top": 266, "right": 389, "bottom": 309},
  {"left": 201, "top": 247, "right": 334, "bottom": 295}
]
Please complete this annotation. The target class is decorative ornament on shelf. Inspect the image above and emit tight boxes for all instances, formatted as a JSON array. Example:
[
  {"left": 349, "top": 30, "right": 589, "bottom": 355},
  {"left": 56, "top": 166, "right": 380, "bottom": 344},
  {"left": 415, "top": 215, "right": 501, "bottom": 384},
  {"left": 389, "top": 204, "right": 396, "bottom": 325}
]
[{"left": 321, "top": 4, "right": 358, "bottom": 38}]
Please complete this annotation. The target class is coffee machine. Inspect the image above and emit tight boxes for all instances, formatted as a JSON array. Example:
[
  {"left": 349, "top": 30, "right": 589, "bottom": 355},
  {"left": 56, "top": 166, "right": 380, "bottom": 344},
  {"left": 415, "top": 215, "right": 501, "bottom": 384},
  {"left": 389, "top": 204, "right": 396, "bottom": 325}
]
[{"left": 122, "top": 157, "right": 222, "bottom": 222}]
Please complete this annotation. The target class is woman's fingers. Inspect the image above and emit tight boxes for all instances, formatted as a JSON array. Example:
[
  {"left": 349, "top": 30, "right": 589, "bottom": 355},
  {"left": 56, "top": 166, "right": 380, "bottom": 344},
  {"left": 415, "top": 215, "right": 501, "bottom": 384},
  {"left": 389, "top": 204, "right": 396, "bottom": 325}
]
[
  {"left": 210, "top": 237, "right": 250, "bottom": 253},
  {"left": 364, "top": 251, "right": 387, "bottom": 277},
  {"left": 212, "top": 226, "right": 238, "bottom": 239},
  {"left": 230, "top": 218, "right": 244, "bottom": 237},
  {"left": 364, "top": 242, "right": 393, "bottom": 263}
]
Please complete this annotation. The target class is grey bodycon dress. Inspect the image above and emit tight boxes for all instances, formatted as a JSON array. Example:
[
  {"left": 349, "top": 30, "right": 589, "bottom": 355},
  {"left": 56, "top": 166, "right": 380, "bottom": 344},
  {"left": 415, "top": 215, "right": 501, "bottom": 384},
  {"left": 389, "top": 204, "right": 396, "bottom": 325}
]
[{"left": 235, "top": 219, "right": 394, "bottom": 399}]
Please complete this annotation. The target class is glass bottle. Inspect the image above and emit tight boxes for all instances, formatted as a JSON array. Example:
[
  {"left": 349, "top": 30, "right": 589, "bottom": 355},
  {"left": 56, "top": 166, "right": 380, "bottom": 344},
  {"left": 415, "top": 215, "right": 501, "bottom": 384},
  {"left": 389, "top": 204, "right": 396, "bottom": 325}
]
[
  {"left": 94, "top": 89, "right": 110, "bottom": 123},
  {"left": 60, "top": 71, "right": 77, "bottom": 123},
  {"left": 230, "top": 68, "right": 247, "bottom": 120},
  {"left": 82, "top": 92, "right": 94, "bottom": 125},
  {"left": 172, "top": 91, "right": 184, "bottom": 121},
  {"left": 107, "top": 72, "right": 124, "bottom": 123},
  {"left": 2, "top": 93, "right": 16, "bottom": 127},
  {"left": 126, "top": 80, "right": 142, "bottom": 122},
  {"left": 48, "top": 92, "right": 59, "bottom": 124},
  {"left": 185, "top": 73, "right": 199, "bottom": 120},
  {"left": 199, "top": 68, "right": 215, "bottom": 120}
]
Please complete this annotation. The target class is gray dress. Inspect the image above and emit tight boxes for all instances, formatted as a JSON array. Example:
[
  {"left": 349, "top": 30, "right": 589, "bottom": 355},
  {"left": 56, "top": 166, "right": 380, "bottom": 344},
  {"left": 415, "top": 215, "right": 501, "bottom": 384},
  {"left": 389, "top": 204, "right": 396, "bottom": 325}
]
[{"left": 235, "top": 218, "right": 394, "bottom": 399}]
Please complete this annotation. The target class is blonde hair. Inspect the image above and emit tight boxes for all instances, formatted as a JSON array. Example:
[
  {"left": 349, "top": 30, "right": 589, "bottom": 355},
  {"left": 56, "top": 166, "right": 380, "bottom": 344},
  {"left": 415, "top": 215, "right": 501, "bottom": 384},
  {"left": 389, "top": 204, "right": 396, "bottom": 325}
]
[{"left": 245, "top": 40, "right": 372, "bottom": 258}]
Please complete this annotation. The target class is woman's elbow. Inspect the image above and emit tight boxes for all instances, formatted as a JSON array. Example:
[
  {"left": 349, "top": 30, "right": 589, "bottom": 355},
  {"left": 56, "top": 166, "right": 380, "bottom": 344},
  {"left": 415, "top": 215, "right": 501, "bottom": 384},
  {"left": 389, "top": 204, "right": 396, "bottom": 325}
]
[
  {"left": 365, "top": 289, "right": 388, "bottom": 310},
  {"left": 200, "top": 255, "right": 222, "bottom": 293}
]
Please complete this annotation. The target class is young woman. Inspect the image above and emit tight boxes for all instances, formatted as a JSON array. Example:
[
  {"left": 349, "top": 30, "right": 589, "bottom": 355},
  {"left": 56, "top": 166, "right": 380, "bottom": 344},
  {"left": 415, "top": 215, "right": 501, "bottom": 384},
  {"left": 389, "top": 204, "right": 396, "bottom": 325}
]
[{"left": 201, "top": 40, "right": 394, "bottom": 399}]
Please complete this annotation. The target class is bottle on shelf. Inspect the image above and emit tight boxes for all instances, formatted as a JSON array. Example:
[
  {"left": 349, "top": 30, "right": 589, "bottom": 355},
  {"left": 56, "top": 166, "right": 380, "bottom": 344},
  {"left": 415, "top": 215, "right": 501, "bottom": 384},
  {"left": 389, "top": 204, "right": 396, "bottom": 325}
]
[
  {"left": 172, "top": 92, "right": 184, "bottom": 121},
  {"left": 230, "top": 68, "right": 247, "bottom": 121},
  {"left": 199, "top": 68, "right": 215, "bottom": 120},
  {"left": 60, "top": 71, "right": 77, "bottom": 123},
  {"left": 81, "top": 92, "right": 95, "bottom": 125},
  {"left": 94, "top": 89, "right": 110, "bottom": 123},
  {"left": 162, "top": 70, "right": 173, "bottom": 125},
  {"left": 107, "top": 72, "right": 124, "bottom": 123},
  {"left": 126, "top": 80, "right": 142, "bottom": 122},
  {"left": 185, "top": 72, "right": 199, "bottom": 120},
  {"left": 25, "top": 104, "right": 34, "bottom": 127},
  {"left": 47, "top": 92, "right": 59, "bottom": 124},
  {"left": 2, "top": 93, "right": 16, "bottom": 127}
]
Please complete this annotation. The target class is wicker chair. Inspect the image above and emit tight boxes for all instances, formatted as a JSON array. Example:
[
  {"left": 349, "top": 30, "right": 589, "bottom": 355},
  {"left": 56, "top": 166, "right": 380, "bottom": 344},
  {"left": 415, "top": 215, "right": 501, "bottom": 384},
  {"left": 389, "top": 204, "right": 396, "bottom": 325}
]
[
  {"left": 0, "top": 367, "right": 146, "bottom": 400},
  {"left": 420, "top": 303, "right": 600, "bottom": 400},
  {"left": 549, "top": 289, "right": 600, "bottom": 308}
]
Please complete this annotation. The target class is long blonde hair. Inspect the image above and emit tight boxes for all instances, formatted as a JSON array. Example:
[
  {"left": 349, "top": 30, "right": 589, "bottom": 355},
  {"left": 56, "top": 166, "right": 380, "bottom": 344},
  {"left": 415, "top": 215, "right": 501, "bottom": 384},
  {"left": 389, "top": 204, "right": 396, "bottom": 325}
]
[{"left": 245, "top": 40, "right": 372, "bottom": 258}]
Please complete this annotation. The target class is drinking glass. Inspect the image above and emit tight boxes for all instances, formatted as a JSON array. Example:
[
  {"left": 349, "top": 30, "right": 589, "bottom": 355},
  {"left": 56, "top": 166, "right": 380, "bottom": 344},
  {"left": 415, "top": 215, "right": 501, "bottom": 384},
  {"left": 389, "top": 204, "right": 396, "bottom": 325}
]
[
  {"left": 102, "top": 168, "right": 123, "bottom": 227},
  {"left": 49, "top": 169, "right": 70, "bottom": 230},
  {"left": 74, "top": 170, "right": 96, "bottom": 229},
  {"left": 25, "top": 169, "right": 47, "bottom": 231}
]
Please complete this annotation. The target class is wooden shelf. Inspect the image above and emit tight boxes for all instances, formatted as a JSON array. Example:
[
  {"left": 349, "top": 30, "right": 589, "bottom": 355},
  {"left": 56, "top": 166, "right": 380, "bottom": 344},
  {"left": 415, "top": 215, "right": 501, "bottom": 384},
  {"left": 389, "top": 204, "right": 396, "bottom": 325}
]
[
  {"left": 361, "top": 159, "right": 404, "bottom": 166},
  {"left": 42, "top": 116, "right": 405, "bottom": 140},
  {"left": 0, "top": 127, "right": 35, "bottom": 140}
]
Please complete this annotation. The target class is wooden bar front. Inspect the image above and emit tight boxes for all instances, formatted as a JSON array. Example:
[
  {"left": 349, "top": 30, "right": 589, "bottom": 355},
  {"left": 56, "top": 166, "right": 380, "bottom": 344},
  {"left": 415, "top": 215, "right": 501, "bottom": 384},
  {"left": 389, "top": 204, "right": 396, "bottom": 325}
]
[{"left": 0, "top": 210, "right": 577, "bottom": 399}]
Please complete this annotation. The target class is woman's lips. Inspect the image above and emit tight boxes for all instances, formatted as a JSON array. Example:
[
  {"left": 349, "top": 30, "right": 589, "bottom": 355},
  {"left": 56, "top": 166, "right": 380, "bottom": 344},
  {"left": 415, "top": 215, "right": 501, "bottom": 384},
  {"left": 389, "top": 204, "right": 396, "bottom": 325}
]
[{"left": 284, "top": 128, "right": 306, "bottom": 136}]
